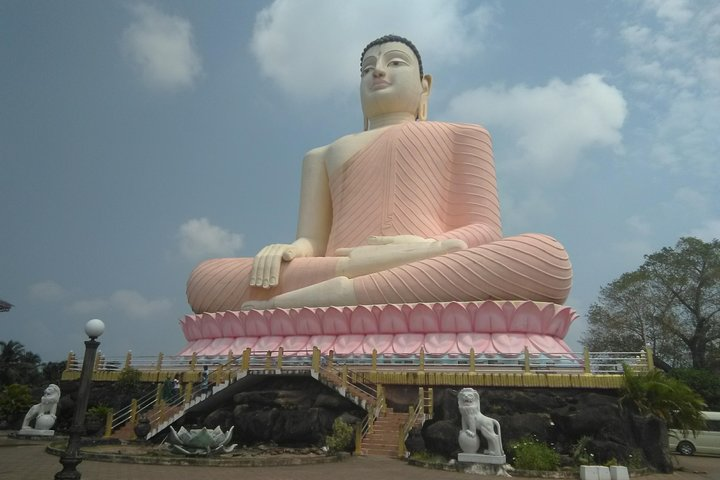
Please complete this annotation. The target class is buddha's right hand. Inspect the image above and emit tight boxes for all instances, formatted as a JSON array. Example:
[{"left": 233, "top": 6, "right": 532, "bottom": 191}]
[{"left": 250, "top": 244, "right": 300, "bottom": 288}]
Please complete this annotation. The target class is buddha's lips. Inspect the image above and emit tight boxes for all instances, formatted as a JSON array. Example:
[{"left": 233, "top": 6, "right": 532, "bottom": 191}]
[{"left": 371, "top": 80, "right": 390, "bottom": 89}]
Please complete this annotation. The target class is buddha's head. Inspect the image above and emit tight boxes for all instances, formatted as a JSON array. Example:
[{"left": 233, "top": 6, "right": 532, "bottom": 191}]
[{"left": 360, "top": 34, "right": 432, "bottom": 130}]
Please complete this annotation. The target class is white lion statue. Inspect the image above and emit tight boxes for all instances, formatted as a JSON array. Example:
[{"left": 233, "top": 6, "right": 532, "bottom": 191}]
[
  {"left": 457, "top": 387, "right": 504, "bottom": 456},
  {"left": 21, "top": 384, "right": 61, "bottom": 431}
]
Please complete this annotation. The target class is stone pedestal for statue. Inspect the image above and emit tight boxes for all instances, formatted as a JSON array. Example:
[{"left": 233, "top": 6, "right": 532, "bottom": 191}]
[
  {"left": 179, "top": 301, "right": 576, "bottom": 356},
  {"left": 16, "top": 384, "right": 61, "bottom": 437}
]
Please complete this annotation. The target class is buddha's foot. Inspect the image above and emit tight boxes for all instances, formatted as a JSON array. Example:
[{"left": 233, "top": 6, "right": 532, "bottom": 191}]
[{"left": 241, "top": 299, "right": 274, "bottom": 311}]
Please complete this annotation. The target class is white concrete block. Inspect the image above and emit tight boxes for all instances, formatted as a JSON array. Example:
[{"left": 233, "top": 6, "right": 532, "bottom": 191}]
[
  {"left": 580, "top": 465, "right": 600, "bottom": 480},
  {"left": 609, "top": 466, "right": 630, "bottom": 480},
  {"left": 598, "top": 466, "right": 611, "bottom": 480}
]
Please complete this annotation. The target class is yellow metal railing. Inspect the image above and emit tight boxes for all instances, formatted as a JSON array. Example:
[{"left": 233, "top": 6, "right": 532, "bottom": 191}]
[{"left": 62, "top": 347, "right": 655, "bottom": 393}]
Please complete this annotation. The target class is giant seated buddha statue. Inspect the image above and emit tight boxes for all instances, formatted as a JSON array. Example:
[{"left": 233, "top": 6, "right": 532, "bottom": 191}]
[{"left": 181, "top": 35, "right": 575, "bottom": 357}]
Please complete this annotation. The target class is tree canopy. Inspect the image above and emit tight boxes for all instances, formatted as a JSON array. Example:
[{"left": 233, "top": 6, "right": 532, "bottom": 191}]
[
  {"left": 0, "top": 340, "right": 64, "bottom": 388},
  {"left": 582, "top": 237, "right": 720, "bottom": 370}
]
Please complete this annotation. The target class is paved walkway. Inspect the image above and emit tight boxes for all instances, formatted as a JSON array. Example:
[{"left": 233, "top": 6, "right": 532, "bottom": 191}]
[{"left": 1, "top": 436, "right": 719, "bottom": 480}]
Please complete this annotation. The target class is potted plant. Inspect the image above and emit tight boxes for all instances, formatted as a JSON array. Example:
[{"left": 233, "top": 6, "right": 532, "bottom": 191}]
[{"left": 85, "top": 405, "right": 112, "bottom": 436}]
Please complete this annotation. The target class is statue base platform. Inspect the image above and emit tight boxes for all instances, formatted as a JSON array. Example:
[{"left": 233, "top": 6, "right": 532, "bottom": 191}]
[
  {"left": 16, "top": 428, "right": 55, "bottom": 437},
  {"left": 458, "top": 453, "right": 506, "bottom": 464},
  {"left": 179, "top": 300, "right": 577, "bottom": 356}
]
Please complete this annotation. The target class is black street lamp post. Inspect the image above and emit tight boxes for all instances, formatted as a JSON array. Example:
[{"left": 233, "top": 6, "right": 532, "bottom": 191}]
[{"left": 55, "top": 319, "right": 105, "bottom": 480}]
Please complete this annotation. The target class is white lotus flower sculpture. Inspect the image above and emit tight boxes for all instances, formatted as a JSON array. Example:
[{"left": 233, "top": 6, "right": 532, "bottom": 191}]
[{"left": 166, "top": 426, "right": 237, "bottom": 456}]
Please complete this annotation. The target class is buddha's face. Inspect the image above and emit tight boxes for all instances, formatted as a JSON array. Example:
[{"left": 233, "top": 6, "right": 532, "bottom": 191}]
[{"left": 360, "top": 41, "right": 429, "bottom": 120}]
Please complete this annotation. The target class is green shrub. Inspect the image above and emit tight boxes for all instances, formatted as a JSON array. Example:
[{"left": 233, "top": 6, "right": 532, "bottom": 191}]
[
  {"left": 621, "top": 365, "right": 705, "bottom": 435},
  {"left": 509, "top": 437, "right": 560, "bottom": 471},
  {"left": 87, "top": 404, "right": 113, "bottom": 419},
  {"left": 115, "top": 367, "right": 142, "bottom": 394},
  {"left": 409, "top": 451, "right": 446, "bottom": 463},
  {"left": 0, "top": 384, "right": 33, "bottom": 419},
  {"left": 572, "top": 436, "right": 594, "bottom": 465},
  {"left": 669, "top": 368, "right": 720, "bottom": 410},
  {"left": 326, "top": 418, "right": 354, "bottom": 453}
]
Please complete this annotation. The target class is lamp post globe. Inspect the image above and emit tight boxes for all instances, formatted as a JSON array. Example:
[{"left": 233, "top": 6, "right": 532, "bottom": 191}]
[{"left": 84, "top": 319, "right": 105, "bottom": 339}]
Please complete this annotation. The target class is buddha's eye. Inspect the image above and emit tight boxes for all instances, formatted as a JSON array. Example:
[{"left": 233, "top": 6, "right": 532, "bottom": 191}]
[
  {"left": 388, "top": 59, "right": 408, "bottom": 67},
  {"left": 361, "top": 66, "right": 374, "bottom": 75}
]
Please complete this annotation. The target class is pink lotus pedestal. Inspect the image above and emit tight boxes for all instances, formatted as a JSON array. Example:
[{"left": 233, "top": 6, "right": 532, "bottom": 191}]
[{"left": 179, "top": 301, "right": 577, "bottom": 356}]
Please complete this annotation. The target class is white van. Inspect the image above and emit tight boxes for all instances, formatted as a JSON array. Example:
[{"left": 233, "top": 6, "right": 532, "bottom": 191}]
[{"left": 669, "top": 411, "right": 720, "bottom": 456}]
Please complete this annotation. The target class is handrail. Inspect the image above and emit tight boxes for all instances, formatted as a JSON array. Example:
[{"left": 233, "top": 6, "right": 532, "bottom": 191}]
[
  {"left": 318, "top": 363, "right": 378, "bottom": 402},
  {"left": 110, "top": 385, "right": 157, "bottom": 430},
  {"left": 398, "top": 387, "right": 426, "bottom": 457},
  {"left": 64, "top": 348, "right": 654, "bottom": 376}
]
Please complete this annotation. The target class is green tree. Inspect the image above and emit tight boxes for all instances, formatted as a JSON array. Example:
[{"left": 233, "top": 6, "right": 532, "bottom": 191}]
[
  {"left": 668, "top": 368, "right": 720, "bottom": 410},
  {"left": 641, "top": 237, "right": 720, "bottom": 369},
  {"left": 620, "top": 366, "right": 705, "bottom": 435},
  {"left": 0, "top": 340, "right": 42, "bottom": 387},
  {"left": 0, "top": 384, "right": 33, "bottom": 421},
  {"left": 582, "top": 237, "right": 720, "bottom": 369},
  {"left": 42, "top": 361, "right": 67, "bottom": 384}
]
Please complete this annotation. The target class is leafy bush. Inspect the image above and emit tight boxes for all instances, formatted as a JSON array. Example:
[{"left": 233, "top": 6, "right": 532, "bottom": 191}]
[
  {"left": 409, "top": 451, "right": 446, "bottom": 463},
  {"left": 87, "top": 404, "right": 113, "bottom": 419},
  {"left": 572, "top": 436, "right": 594, "bottom": 465},
  {"left": 509, "top": 437, "right": 560, "bottom": 471},
  {"left": 668, "top": 368, "right": 720, "bottom": 410},
  {"left": 325, "top": 418, "right": 354, "bottom": 453},
  {"left": 621, "top": 366, "right": 706, "bottom": 435},
  {"left": 114, "top": 367, "right": 142, "bottom": 394},
  {"left": 0, "top": 384, "right": 33, "bottom": 419}
]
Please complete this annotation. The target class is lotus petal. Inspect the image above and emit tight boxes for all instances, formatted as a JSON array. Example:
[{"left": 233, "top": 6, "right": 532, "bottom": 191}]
[
  {"left": 510, "top": 301, "right": 542, "bottom": 333},
  {"left": 424, "top": 333, "right": 457, "bottom": 354},
  {"left": 408, "top": 303, "right": 438, "bottom": 333},
  {"left": 333, "top": 335, "right": 364, "bottom": 354},
  {"left": 456, "top": 333, "right": 491, "bottom": 354},
  {"left": 440, "top": 302, "right": 472, "bottom": 332},
  {"left": 269, "top": 309, "right": 295, "bottom": 336},
  {"left": 349, "top": 305, "right": 377, "bottom": 334},
  {"left": 474, "top": 301, "right": 507, "bottom": 333},
  {"left": 294, "top": 308, "right": 322, "bottom": 335},
  {"left": 378, "top": 304, "right": 407, "bottom": 333},
  {"left": 221, "top": 311, "right": 245, "bottom": 337},
  {"left": 245, "top": 310, "right": 270, "bottom": 336},
  {"left": 392, "top": 333, "right": 424, "bottom": 354},
  {"left": 323, "top": 307, "right": 351, "bottom": 334},
  {"left": 362, "top": 334, "right": 393, "bottom": 354}
]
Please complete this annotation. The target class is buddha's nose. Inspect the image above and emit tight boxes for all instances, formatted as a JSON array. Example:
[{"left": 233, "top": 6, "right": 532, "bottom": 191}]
[{"left": 373, "top": 66, "right": 386, "bottom": 77}]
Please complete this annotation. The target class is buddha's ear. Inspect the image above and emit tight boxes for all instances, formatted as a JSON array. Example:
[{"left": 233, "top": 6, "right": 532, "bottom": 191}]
[
  {"left": 417, "top": 74, "right": 433, "bottom": 121},
  {"left": 422, "top": 74, "right": 432, "bottom": 96}
]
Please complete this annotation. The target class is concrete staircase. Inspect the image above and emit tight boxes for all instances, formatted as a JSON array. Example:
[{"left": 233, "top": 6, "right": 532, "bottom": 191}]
[
  {"left": 144, "top": 372, "right": 248, "bottom": 440},
  {"left": 361, "top": 409, "right": 408, "bottom": 457}
]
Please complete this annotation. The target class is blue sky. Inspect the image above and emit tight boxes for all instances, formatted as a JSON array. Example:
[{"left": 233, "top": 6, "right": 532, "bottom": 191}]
[{"left": 2, "top": 0, "right": 718, "bottom": 362}]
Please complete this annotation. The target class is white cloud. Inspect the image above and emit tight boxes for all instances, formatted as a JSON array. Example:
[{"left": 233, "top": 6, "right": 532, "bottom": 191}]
[
  {"left": 625, "top": 216, "right": 652, "bottom": 236},
  {"left": 68, "top": 298, "right": 109, "bottom": 315},
  {"left": 620, "top": 4, "right": 719, "bottom": 177},
  {"left": 28, "top": 281, "right": 67, "bottom": 302},
  {"left": 68, "top": 290, "right": 173, "bottom": 320},
  {"left": 643, "top": 0, "right": 693, "bottom": 24},
  {"left": 443, "top": 74, "right": 627, "bottom": 175},
  {"left": 178, "top": 218, "right": 244, "bottom": 261},
  {"left": 649, "top": 91, "right": 720, "bottom": 173},
  {"left": 250, "top": 0, "right": 494, "bottom": 98},
  {"left": 109, "top": 290, "right": 173, "bottom": 319},
  {"left": 121, "top": 4, "right": 202, "bottom": 91},
  {"left": 689, "top": 220, "right": 720, "bottom": 242},
  {"left": 673, "top": 187, "right": 708, "bottom": 213}
]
